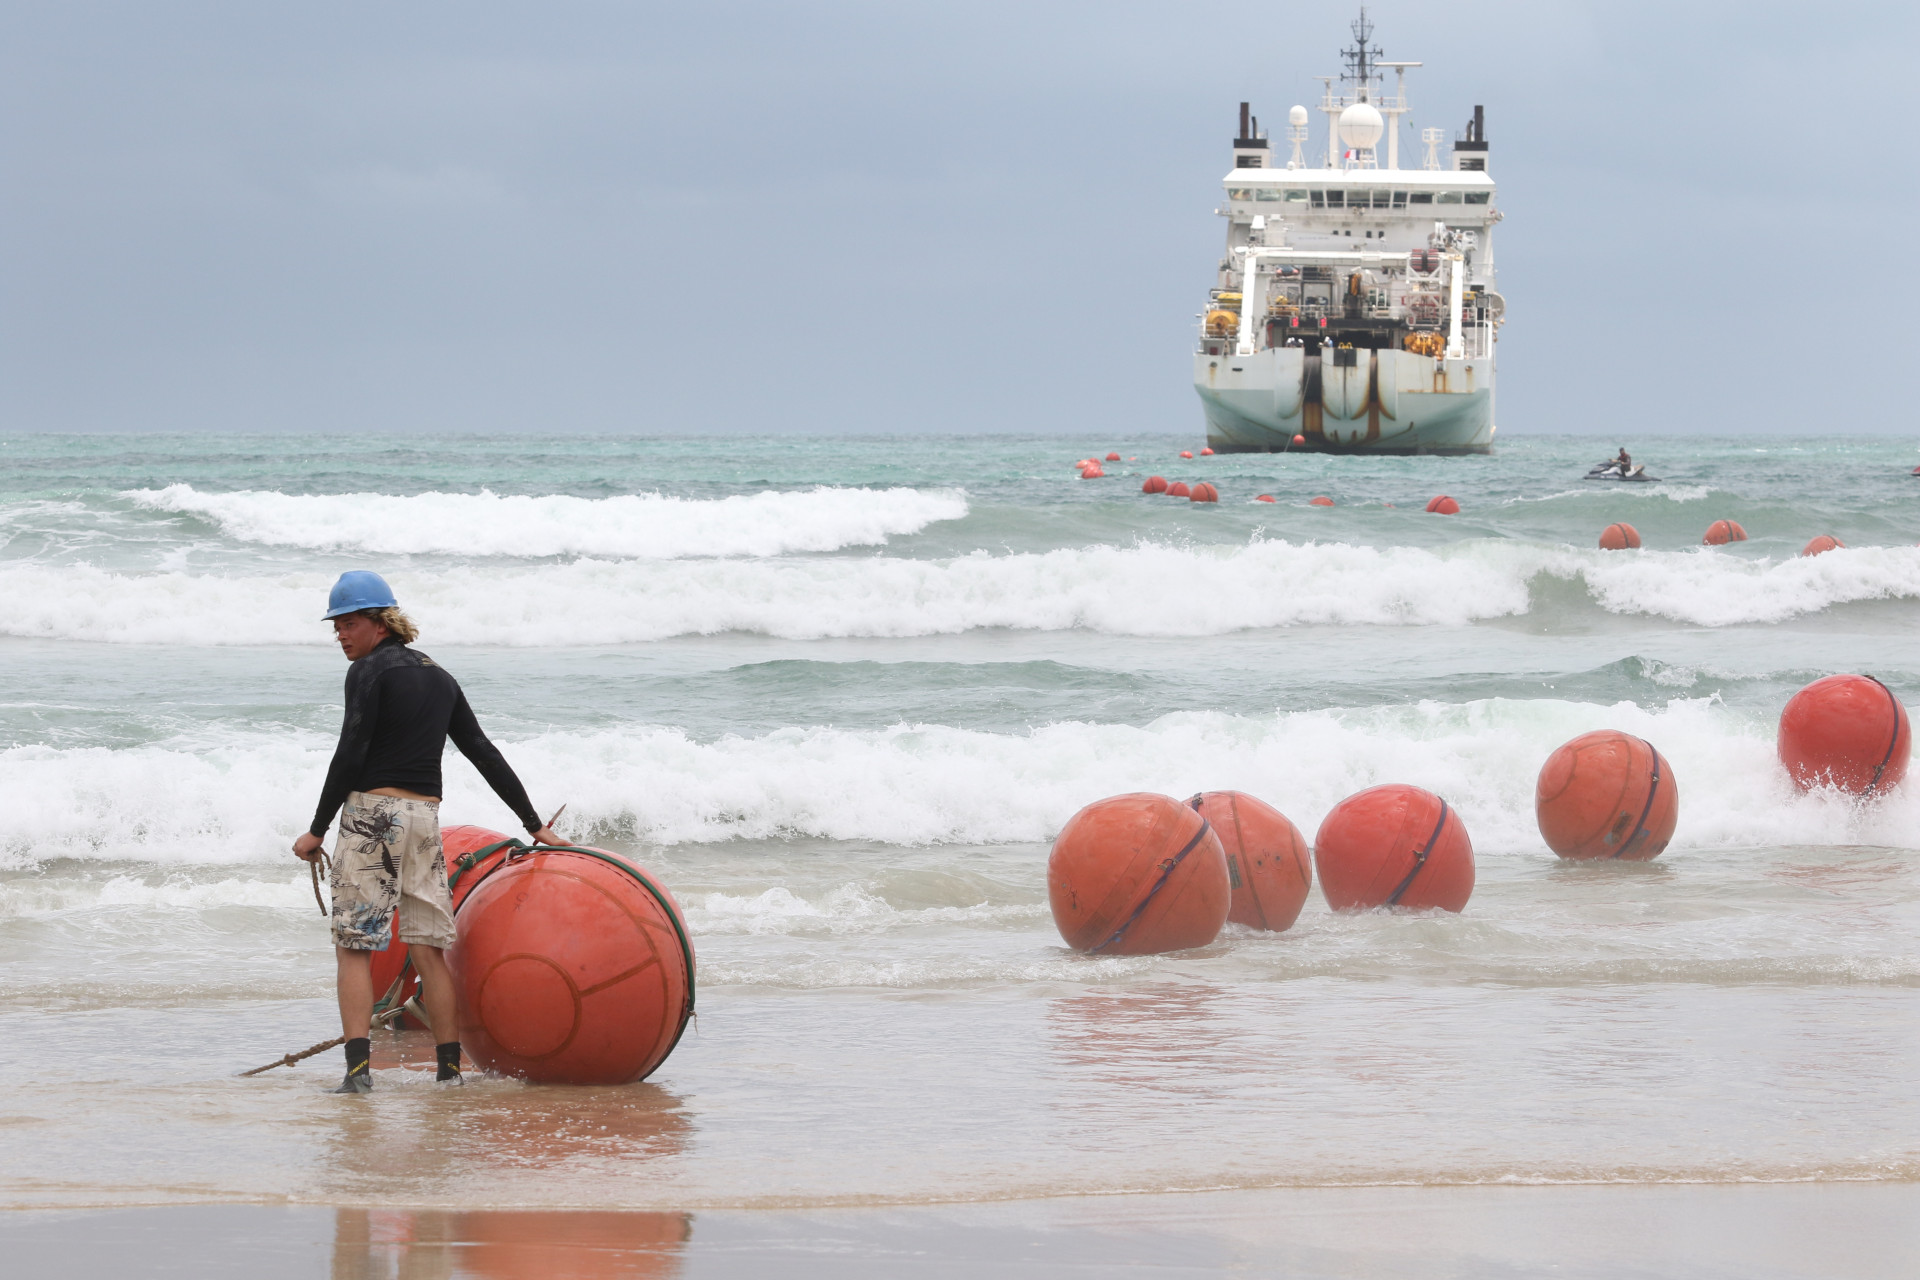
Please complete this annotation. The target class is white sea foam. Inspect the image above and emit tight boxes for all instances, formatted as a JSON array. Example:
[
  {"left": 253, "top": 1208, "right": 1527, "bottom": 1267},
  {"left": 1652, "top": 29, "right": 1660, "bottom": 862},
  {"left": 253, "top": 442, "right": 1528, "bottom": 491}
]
[
  {"left": 123, "top": 484, "right": 968, "bottom": 559},
  {"left": 2, "top": 540, "right": 1916, "bottom": 646},
  {"left": 4, "top": 698, "right": 1914, "bottom": 869}
]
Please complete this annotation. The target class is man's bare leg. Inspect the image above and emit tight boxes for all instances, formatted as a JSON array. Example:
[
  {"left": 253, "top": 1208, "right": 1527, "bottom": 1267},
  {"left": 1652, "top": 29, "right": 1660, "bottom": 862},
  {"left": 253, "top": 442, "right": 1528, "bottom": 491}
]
[
  {"left": 336, "top": 946, "right": 373, "bottom": 1038},
  {"left": 409, "top": 944, "right": 458, "bottom": 1043}
]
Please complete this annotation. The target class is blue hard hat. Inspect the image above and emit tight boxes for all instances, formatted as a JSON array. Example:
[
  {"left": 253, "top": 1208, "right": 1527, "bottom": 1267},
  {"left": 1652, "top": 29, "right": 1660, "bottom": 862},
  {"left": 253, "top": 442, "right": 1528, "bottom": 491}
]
[{"left": 323, "top": 571, "right": 398, "bottom": 619}]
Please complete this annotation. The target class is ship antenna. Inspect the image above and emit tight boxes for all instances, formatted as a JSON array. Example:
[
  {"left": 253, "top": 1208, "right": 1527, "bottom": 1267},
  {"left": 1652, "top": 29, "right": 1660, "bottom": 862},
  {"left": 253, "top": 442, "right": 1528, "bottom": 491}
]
[{"left": 1341, "top": 6, "right": 1384, "bottom": 102}]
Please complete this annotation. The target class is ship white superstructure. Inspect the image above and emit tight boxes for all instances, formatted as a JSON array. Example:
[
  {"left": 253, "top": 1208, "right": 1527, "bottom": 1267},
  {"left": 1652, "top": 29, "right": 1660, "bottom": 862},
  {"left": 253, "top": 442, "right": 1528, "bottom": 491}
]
[{"left": 1194, "top": 11, "right": 1503, "bottom": 454}]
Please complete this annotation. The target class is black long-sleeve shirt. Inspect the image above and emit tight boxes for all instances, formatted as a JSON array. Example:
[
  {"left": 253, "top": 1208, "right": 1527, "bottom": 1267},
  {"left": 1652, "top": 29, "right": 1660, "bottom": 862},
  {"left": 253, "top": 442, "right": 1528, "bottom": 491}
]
[{"left": 309, "top": 637, "right": 541, "bottom": 838}]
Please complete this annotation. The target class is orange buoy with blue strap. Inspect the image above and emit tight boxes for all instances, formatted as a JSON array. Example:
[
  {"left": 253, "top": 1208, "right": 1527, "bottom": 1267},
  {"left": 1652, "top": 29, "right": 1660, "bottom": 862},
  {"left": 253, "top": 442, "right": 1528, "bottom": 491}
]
[
  {"left": 1189, "top": 791, "right": 1311, "bottom": 932},
  {"left": 1425, "top": 495, "right": 1460, "bottom": 514},
  {"left": 1048, "top": 793, "right": 1230, "bottom": 954},
  {"left": 436, "top": 829, "right": 695, "bottom": 1085},
  {"left": 1535, "top": 731, "right": 1678, "bottom": 860},
  {"left": 1778, "top": 675, "right": 1911, "bottom": 795},
  {"left": 1142, "top": 475, "right": 1168, "bottom": 494},
  {"left": 1189, "top": 482, "right": 1219, "bottom": 503},
  {"left": 1167, "top": 481, "right": 1191, "bottom": 497},
  {"left": 1313, "top": 784, "right": 1474, "bottom": 912},
  {"left": 1800, "top": 535, "right": 1845, "bottom": 556},
  {"left": 1598, "top": 523, "right": 1640, "bottom": 550},
  {"left": 1309, "top": 495, "right": 1334, "bottom": 507},
  {"left": 1703, "top": 519, "right": 1747, "bottom": 545}
]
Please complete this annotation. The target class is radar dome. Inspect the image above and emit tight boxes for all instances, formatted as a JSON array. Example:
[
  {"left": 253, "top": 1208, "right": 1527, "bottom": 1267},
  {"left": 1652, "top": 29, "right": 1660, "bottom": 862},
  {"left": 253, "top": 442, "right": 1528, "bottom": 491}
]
[
  {"left": 1288, "top": 105, "right": 1309, "bottom": 127},
  {"left": 1337, "top": 102, "right": 1384, "bottom": 151}
]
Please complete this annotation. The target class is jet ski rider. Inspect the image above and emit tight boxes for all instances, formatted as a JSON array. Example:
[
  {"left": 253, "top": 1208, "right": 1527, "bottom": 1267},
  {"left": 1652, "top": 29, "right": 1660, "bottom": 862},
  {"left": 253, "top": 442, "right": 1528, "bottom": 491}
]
[
  {"left": 291, "top": 571, "right": 563, "bottom": 1095},
  {"left": 1615, "top": 447, "right": 1632, "bottom": 471}
]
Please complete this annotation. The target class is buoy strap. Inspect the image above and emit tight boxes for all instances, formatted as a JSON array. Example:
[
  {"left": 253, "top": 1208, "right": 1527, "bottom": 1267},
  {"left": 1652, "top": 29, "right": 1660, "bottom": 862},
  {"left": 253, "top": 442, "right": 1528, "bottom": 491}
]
[
  {"left": 1387, "top": 801, "right": 1451, "bottom": 906},
  {"left": 454, "top": 839, "right": 697, "bottom": 1028},
  {"left": 1865, "top": 676, "right": 1908, "bottom": 794},
  {"left": 1090, "top": 817, "right": 1214, "bottom": 955},
  {"left": 1615, "top": 740, "right": 1664, "bottom": 859}
]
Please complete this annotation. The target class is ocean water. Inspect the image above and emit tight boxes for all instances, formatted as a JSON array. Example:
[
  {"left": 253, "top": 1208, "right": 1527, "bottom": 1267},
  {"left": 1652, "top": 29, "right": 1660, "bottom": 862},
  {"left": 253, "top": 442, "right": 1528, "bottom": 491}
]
[{"left": 1, "top": 431, "right": 1918, "bottom": 1211}]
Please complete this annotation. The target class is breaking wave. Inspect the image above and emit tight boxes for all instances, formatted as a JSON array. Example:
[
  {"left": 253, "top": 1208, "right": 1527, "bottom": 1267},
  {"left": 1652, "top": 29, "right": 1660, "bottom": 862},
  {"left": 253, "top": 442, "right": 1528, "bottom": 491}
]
[
  {"left": 122, "top": 484, "right": 969, "bottom": 559},
  {"left": 1, "top": 540, "right": 1916, "bottom": 645},
  {"left": 4, "top": 697, "right": 1914, "bottom": 867}
]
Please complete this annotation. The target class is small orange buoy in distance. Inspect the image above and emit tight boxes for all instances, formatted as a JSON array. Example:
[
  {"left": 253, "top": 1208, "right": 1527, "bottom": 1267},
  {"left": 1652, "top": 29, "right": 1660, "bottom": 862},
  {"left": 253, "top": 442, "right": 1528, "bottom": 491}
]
[
  {"left": 1168, "top": 481, "right": 1191, "bottom": 497},
  {"left": 1079, "top": 462, "right": 1104, "bottom": 478},
  {"left": 452, "top": 841, "right": 695, "bottom": 1085},
  {"left": 1048, "top": 793, "right": 1231, "bottom": 954},
  {"left": 1425, "top": 495, "right": 1460, "bottom": 514},
  {"left": 1801, "top": 535, "right": 1845, "bottom": 556},
  {"left": 1292, "top": 434, "right": 1306, "bottom": 445},
  {"left": 1105, "top": 452, "right": 1120, "bottom": 461},
  {"left": 1180, "top": 450, "right": 1194, "bottom": 459},
  {"left": 1778, "top": 674, "right": 1911, "bottom": 795},
  {"left": 1535, "top": 731, "right": 1678, "bottom": 860},
  {"left": 1598, "top": 522, "right": 1641, "bottom": 550},
  {"left": 1142, "top": 475, "right": 1168, "bottom": 494},
  {"left": 1255, "top": 494, "right": 1276, "bottom": 503},
  {"left": 1702, "top": 519, "right": 1747, "bottom": 545},
  {"left": 1201, "top": 447, "right": 1215, "bottom": 456},
  {"left": 1189, "top": 482, "right": 1218, "bottom": 503},
  {"left": 1190, "top": 791, "right": 1311, "bottom": 932},
  {"left": 1309, "top": 495, "right": 1334, "bottom": 507},
  {"left": 1314, "top": 784, "right": 1474, "bottom": 912}
]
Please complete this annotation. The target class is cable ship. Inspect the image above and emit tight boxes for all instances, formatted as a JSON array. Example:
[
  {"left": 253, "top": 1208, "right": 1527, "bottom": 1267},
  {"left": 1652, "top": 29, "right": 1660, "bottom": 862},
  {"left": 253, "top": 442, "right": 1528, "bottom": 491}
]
[{"left": 1194, "top": 11, "right": 1503, "bottom": 454}]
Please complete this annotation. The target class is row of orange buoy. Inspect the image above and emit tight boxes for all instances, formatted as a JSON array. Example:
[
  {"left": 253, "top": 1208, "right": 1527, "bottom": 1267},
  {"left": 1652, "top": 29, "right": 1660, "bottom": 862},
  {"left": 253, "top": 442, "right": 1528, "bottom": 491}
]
[
  {"left": 1599, "top": 520, "right": 1851, "bottom": 555},
  {"left": 1047, "top": 674, "right": 1911, "bottom": 955}
]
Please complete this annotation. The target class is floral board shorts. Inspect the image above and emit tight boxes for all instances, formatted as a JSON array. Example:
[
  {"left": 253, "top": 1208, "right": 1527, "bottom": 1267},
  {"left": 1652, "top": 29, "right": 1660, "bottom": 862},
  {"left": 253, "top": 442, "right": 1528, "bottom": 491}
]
[{"left": 328, "top": 792, "right": 456, "bottom": 951}]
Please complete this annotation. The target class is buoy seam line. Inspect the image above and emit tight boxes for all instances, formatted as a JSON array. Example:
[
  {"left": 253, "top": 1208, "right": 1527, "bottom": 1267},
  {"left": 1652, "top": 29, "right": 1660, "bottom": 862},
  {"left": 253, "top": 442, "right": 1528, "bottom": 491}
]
[
  {"left": 1865, "top": 675, "right": 1906, "bottom": 794},
  {"left": 468, "top": 840, "right": 697, "bottom": 1023},
  {"left": 1090, "top": 818, "right": 1214, "bottom": 955},
  {"left": 1387, "top": 801, "right": 1450, "bottom": 906},
  {"left": 1616, "top": 741, "right": 1664, "bottom": 860}
]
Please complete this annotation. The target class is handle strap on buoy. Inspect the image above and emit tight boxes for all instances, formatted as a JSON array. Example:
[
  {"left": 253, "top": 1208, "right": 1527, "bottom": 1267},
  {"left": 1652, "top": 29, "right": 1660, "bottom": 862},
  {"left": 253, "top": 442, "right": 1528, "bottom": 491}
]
[
  {"left": 1614, "top": 740, "right": 1665, "bottom": 859},
  {"left": 1865, "top": 675, "right": 1907, "bottom": 795},
  {"left": 449, "top": 839, "right": 697, "bottom": 1032},
  {"left": 1387, "top": 800, "right": 1451, "bottom": 906},
  {"left": 1090, "top": 817, "right": 1214, "bottom": 955}
]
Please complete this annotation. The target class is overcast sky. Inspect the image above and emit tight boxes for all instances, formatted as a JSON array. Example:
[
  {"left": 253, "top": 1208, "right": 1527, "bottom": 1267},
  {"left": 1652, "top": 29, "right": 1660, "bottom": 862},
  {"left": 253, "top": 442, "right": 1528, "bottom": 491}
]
[{"left": 0, "top": 1, "right": 1911, "bottom": 435}]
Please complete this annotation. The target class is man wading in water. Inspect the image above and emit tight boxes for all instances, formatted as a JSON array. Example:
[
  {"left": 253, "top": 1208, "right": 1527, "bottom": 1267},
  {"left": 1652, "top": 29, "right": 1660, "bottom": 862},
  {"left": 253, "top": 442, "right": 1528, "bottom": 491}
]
[{"left": 292, "top": 571, "right": 561, "bottom": 1094}]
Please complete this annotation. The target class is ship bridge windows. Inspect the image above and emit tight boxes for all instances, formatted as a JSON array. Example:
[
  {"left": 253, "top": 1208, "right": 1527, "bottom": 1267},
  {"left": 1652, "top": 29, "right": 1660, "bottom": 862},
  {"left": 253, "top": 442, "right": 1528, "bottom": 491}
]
[
  {"left": 1227, "top": 188, "right": 1254, "bottom": 201},
  {"left": 1463, "top": 191, "right": 1491, "bottom": 204},
  {"left": 1255, "top": 188, "right": 1284, "bottom": 201},
  {"left": 1434, "top": 191, "right": 1463, "bottom": 204},
  {"left": 1283, "top": 189, "right": 1308, "bottom": 202},
  {"left": 1408, "top": 191, "right": 1433, "bottom": 204}
]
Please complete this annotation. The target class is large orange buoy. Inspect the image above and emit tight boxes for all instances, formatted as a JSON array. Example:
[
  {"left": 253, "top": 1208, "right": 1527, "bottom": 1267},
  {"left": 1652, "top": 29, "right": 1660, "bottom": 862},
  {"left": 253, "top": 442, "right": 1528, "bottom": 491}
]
[
  {"left": 1801, "top": 535, "right": 1845, "bottom": 556},
  {"left": 367, "top": 824, "right": 520, "bottom": 1027},
  {"left": 1189, "top": 482, "right": 1218, "bottom": 503},
  {"left": 1189, "top": 791, "right": 1311, "bottom": 932},
  {"left": 450, "top": 841, "right": 695, "bottom": 1085},
  {"left": 1703, "top": 519, "right": 1747, "bottom": 545},
  {"left": 1309, "top": 495, "right": 1334, "bottom": 507},
  {"left": 1180, "top": 450, "right": 1194, "bottom": 459},
  {"left": 1313, "top": 784, "right": 1474, "bottom": 912},
  {"left": 1201, "top": 447, "right": 1215, "bottom": 456},
  {"left": 1778, "top": 674, "right": 1911, "bottom": 795},
  {"left": 1142, "top": 475, "right": 1168, "bottom": 494},
  {"left": 1292, "top": 434, "right": 1306, "bottom": 445},
  {"left": 1425, "top": 495, "right": 1460, "bottom": 514},
  {"left": 1106, "top": 451, "right": 1121, "bottom": 461},
  {"left": 1167, "top": 481, "right": 1191, "bottom": 497},
  {"left": 1598, "top": 522, "right": 1641, "bottom": 550},
  {"left": 1047, "top": 793, "right": 1230, "bottom": 955},
  {"left": 1255, "top": 494, "right": 1276, "bottom": 503},
  {"left": 1534, "top": 731, "right": 1678, "bottom": 861}
]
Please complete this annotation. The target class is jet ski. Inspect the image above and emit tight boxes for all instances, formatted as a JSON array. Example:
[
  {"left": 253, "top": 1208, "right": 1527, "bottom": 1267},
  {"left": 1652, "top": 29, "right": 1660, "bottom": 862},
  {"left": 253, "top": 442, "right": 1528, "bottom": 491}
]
[{"left": 1584, "top": 461, "right": 1661, "bottom": 482}]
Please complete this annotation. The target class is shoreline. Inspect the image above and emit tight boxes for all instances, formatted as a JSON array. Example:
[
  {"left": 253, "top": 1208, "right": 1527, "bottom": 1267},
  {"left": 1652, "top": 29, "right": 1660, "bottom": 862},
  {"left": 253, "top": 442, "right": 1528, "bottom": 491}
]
[{"left": 4, "top": 1183, "right": 1916, "bottom": 1278}]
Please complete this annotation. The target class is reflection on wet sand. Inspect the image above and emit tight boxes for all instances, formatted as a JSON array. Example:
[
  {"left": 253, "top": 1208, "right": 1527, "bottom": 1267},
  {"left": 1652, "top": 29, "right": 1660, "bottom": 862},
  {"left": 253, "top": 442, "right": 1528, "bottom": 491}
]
[
  {"left": 309, "top": 1077, "right": 693, "bottom": 1203},
  {"left": 331, "top": 1208, "right": 689, "bottom": 1279}
]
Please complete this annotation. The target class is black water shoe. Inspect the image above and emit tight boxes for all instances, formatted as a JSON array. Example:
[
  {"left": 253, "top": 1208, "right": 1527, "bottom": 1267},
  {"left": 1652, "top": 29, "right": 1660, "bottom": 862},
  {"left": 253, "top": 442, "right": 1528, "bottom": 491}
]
[
  {"left": 332, "top": 1070, "right": 373, "bottom": 1094},
  {"left": 334, "top": 1036, "right": 372, "bottom": 1093}
]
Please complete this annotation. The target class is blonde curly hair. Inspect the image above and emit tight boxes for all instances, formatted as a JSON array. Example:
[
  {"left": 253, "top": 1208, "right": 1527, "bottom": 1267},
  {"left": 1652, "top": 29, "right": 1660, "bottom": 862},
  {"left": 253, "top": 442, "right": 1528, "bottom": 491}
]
[{"left": 361, "top": 606, "right": 419, "bottom": 644}]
